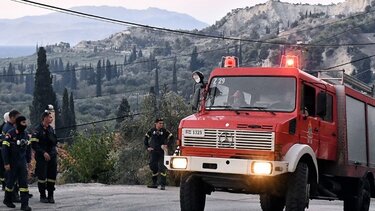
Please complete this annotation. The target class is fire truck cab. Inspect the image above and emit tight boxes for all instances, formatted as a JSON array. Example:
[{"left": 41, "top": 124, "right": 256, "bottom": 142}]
[{"left": 164, "top": 56, "right": 375, "bottom": 211}]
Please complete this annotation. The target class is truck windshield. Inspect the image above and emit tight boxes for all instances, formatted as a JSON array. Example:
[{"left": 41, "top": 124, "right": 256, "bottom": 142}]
[{"left": 205, "top": 76, "right": 296, "bottom": 112}]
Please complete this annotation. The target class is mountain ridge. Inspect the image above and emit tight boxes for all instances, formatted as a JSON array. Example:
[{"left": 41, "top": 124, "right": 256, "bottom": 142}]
[{"left": 0, "top": 6, "right": 208, "bottom": 46}]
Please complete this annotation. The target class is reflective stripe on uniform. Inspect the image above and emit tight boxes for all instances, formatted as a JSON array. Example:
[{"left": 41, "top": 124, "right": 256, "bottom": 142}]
[
  {"left": 152, "top": 173, "right": 159, "bottom": 176},
  {"left": 145, "top": 133, "right": 150, "bottom": 138},
  {"left": 19, "top": 188, "right": 29, "bottom": 192},
  {"left": 2, "top": 141, "right": 10, "bottom": 147},
  {"left": 38, "top": 180, "right": 47, "bottom": 183},
  {"left": 160, "top": 172, "right": 167, "bottom": 177},
  {"left": 168, "top": 133, "right": 173, "bottom": 139},
  {"left": 47, "top": 179, "right": 56, "bottom": 183},
  {"left": 5, "top": 187, "right": 13, "bottom": 192},
  {"left": 0, "top": 178, "right": 4, "bottom": 181},
  {"left": 30, "top": 137, "right": 39, "bottom": 142}
]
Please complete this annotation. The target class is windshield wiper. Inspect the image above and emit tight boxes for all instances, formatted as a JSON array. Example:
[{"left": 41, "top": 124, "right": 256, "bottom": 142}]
[
  {"left": 239, "top": 106, "right": 276, "bottom": 115},
  {"left": 207, "top": 105, "right": 233, "bottom": 109}
]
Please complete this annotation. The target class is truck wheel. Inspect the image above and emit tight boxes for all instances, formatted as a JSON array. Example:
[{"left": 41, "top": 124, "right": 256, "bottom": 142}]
[
  {"left": 260, "top": 193, "right": 285, "bottom": 211},
  {"left": 180, "top": 174, "right": 206, "bottom": 211},
  {"left": 343, "top": 178, "right": 371, "bottom": 211},
  {"left": 285, "top": 162, "right": 309, "bottom": 211}
]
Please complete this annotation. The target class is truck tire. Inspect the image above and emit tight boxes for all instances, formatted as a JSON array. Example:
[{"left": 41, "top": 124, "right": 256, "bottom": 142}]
[
  {"left": 180, "top": 174, "right": 206, "bottom": 211},
  {"left": 260, "top": 193, "right": 285, "bottom": 211},
  {"left": 285, "top": 162, "right": 309, "bottom": 211},
  {"left": 343, "top": 178, "right": 371, "bottom": 211}
]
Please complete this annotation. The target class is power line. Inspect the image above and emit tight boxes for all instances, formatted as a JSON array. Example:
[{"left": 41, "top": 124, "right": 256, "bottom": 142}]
[
  {"left": 55, "top": 112, "right": 142, "bottom": 131},
  {"left": 11, "top": 0, "right": 375, "bottom": 48},
  {"left": 323, "top": 53, "right": 375, "bottom": 70}
]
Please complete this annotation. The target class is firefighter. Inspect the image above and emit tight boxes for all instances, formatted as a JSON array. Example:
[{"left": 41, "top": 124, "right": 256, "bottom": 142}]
[
  {"left": 31, "top": 111, "right": 58, "bottom": 203},
  {"left": 2, "top": 116, "right": 32, "bottom": 211},
  {"left": 0, "top": 112, "right": 10, "bottom": 190},
  {"left": 144, "top": 118, "right": 173, "bottom": 190},
  {"left": 2, "top": 110, "right": 22, "bottom": 202}
]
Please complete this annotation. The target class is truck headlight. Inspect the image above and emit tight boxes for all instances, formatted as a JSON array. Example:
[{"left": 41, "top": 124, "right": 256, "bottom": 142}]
[
  {"left": 171, "top": 157, "right": 187, "bottom": 169},
  {"left": 252, "top": 162, "right": 272, "bottom": 175}
]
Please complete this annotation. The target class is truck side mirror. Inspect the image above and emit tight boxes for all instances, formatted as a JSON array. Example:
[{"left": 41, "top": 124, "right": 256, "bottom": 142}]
[
  {"left": 191, "top": 85, "right": 201, "bottom": 111},
  {"left": 317, "top": 92, "right": 327, "bottom": 118}
]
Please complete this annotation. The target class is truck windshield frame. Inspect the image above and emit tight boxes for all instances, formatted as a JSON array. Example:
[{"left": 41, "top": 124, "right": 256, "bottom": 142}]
[{"left": 205, "top": 76, "right": 297, "bottom": 112}]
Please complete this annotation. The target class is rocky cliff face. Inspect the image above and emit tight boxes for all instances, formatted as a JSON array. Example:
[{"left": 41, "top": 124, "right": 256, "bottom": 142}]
[{"left": 206, "top": 0, "right": 371, "bottom": 37}]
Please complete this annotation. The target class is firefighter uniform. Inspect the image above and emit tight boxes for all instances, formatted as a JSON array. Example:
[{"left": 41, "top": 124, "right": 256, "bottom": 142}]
[
  {"left": 0, "top": 124, "right": 5, "bottom": 190},
  {"left": 2, "top": 121, "right": 21, "bottom": 202},
  {"left": 144, "top": 127, "right": 173, "bottom": 189},
  {"left": 31, "top": 123, "right": 58, "bottom": 203},
  {"left": 2, "top": 116, "right": 32, "bottom": 211}
]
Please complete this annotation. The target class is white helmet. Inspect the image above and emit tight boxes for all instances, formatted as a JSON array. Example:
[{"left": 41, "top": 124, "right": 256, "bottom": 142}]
[{"left": 3, "top": 112, "right": 10, "bottom": 122}]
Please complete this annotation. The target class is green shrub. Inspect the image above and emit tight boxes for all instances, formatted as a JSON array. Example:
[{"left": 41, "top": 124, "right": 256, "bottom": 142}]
[{"left": 61, "top": 130, "right": 117, "bottom": 183}]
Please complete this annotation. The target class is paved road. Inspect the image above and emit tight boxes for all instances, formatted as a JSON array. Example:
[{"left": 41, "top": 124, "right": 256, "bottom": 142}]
[{"left": 1, "top": 183, "right": 375, "bottom": 210}]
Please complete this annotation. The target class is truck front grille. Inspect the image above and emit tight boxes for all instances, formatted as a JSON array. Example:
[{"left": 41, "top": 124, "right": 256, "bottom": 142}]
[{"left": 182, "top": 129, "right": 274, "bottom": 151}]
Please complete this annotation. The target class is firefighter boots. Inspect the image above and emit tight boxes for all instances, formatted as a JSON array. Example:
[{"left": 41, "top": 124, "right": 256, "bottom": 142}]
[
  {"left": 20, "top": 192, "right": 31, "bottom": 210},
  {"left": 48, "top": 191, "right": 55, "bottom": 203},
  {"left": 147, "top": 175, "right": 158, "bottom": 188},
  {"left": 3, "top": 191, "right": 16, "bottom": 208}
]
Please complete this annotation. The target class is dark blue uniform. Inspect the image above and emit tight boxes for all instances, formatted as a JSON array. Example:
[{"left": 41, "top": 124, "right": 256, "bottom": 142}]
[
  {"left": 144, "top": 128, "right": 173, "bottom": 188},
  {"left": 1, "top": 122, "right": 20, "bottom": 200},
  {"left": 31, "top": 123, "right": 57, "bottom": 202},
  {"left": 2, "top": 128, "right": 31, "bottom": 207},
  {"left": 0, "top": 122, "right": 7, "bottom": 188}
]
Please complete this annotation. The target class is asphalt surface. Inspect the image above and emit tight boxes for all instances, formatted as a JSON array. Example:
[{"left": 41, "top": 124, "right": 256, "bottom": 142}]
[{"left": 0, "top": 183, "right": 375, "bottom": 210}]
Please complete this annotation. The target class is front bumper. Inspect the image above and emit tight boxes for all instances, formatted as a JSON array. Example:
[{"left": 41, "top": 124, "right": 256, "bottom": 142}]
[{"left": 164, "top": 155, "right": 289, "bottom": 176}]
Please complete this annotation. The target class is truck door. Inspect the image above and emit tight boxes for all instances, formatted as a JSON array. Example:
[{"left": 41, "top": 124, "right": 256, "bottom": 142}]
[
  {"left": 317, "top": 92, "right": 337, "bottom": 160},
  {"left": 298, "top": 84, "right": 320, "bottom": 153}
]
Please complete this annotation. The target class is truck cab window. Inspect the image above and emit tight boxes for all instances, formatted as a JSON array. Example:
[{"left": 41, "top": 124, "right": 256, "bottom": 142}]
[
  {"left": 322, "top": 94, "right": 333, "bottom": 122},
  {"left": 302, "top": 85, "right": 316, "bottom": 116}
]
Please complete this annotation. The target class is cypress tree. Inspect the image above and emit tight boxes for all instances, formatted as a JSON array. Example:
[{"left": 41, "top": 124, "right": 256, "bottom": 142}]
[
  {"left": 29, "top": 47, "right": 57, "bottom": 127},
  {"left": 96, "top": 60, "right": 102, "bottom": 97},
  {"left": 69, "top": 92, "right": 76, "bottom": 132},
  {"left": 189, "top": 46, "right": 201, "bottom": 71},
  {"left": 128, "top": 45, "right": 137, "bottom": 63},
  {"left": 116, "top": 98, "right": 130, "bottom": 126},
  {"left": 172, "top": 56, "right": 177, "bottom": 93},
  {"left": 105, "top": 59, "right": 112, "bottom": 81},
  {"left": 7, "top": 63, "right": 15, "bottom": 83},
  {"left": 61, "top": 88, "right": 70, "bottom": 130},
  {"left": 71, "top": 66, "right": 77, "bottom": 89}
]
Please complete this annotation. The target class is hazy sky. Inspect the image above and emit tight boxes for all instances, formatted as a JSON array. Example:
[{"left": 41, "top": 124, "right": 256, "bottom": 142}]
[{"left": 2, "top": 0, "right": 345, "bottom": 24}]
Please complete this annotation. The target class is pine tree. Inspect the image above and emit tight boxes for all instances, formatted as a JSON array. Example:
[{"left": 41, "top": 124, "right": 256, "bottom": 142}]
[{"left": 29, "top": 47, "right": 57, "bottom": 127}]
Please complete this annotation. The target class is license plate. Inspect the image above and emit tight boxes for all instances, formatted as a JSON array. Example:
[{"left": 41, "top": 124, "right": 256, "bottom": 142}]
[{"left": 183, "top": 128, "right": 205, "bottom": 137}]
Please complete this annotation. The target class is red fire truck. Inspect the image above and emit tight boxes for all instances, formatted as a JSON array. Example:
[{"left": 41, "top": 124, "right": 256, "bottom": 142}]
[{"left": 164, "top": 56, "right": 375, "bottom": 211}]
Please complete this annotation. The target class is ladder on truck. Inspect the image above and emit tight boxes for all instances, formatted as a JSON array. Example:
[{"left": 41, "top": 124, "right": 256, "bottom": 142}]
[{"left": 317, "top": 69, "right": 375, "bottom": 97}]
